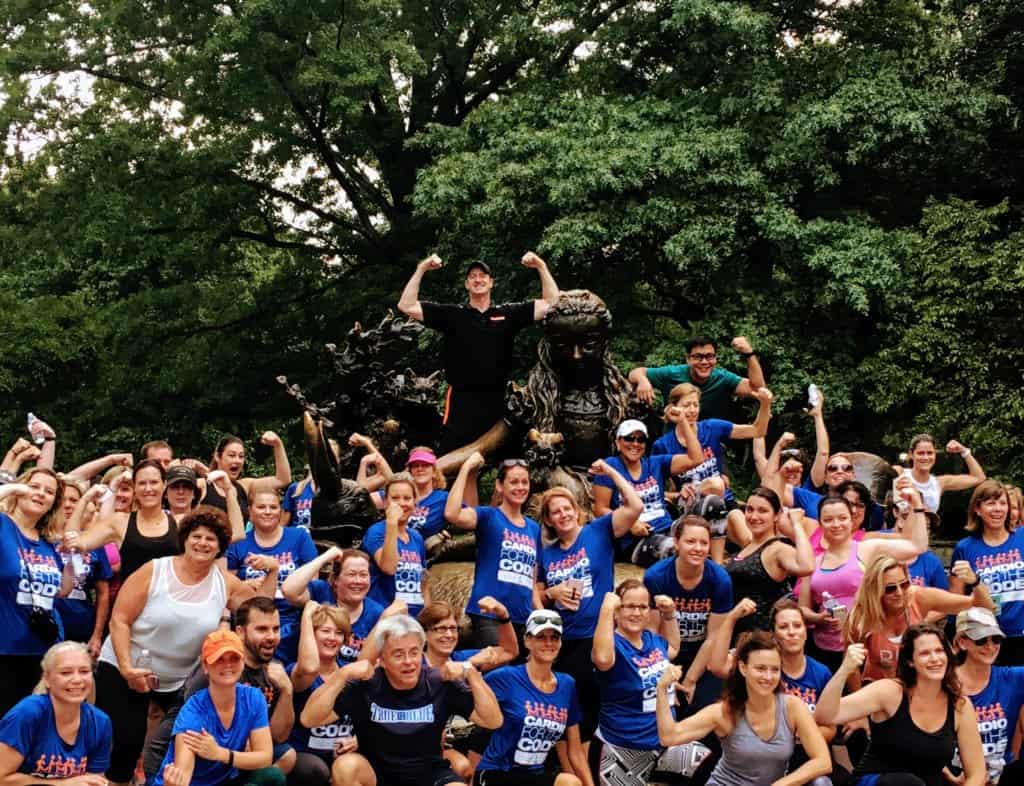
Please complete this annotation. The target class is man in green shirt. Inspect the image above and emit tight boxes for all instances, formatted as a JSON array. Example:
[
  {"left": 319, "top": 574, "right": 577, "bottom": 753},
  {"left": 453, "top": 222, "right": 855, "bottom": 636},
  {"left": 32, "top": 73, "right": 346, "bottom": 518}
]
[{"left": 628, "top": 336, "right": 765, "bottom": 420}]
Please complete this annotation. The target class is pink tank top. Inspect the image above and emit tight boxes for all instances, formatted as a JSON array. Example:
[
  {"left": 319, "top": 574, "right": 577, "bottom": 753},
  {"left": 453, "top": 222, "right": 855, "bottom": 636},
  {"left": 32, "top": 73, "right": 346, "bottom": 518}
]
[
  {"left": 793, "top": 527, "right": 866, "bottom": 597},
  {"left": 809, "top": 541, "right": 862, "bottom": 652}
]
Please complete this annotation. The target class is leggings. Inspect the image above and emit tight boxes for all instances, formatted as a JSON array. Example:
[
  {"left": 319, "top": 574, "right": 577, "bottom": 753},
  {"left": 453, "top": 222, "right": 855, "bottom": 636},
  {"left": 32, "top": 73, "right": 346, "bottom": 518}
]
[
  {"left": 95, "top": 660, "right": 179, "bottom": 782},
  {"left": 287, "top": 753, "right": 330, "bottom": 786}
]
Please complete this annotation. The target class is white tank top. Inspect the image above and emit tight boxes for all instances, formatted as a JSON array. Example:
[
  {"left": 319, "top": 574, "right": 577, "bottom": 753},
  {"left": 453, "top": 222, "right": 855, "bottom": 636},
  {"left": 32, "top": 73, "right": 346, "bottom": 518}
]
[
  {"left": 100, "top": 556, "right": 228, "bottom": 691},
  {"left": 903, "top": 469, "right": 941, "bottom": 512}
]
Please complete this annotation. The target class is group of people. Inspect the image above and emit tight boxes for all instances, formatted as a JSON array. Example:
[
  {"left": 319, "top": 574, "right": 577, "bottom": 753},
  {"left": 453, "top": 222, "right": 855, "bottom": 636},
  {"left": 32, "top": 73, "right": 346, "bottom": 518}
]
[{"left": 0, "top": 255, "right": 1021, "bottom": 786}]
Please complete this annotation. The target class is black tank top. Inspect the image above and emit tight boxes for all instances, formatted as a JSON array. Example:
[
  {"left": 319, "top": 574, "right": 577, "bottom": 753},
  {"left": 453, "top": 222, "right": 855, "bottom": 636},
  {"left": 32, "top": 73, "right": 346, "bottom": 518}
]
[
  {"left": 854, "top": 692, "right": 957, "bottom": 786},
  {"left": 725, "top": 537, "right": 792, "bottom": 637},
  {"left": 202, "top": 479, "right": 250, "bottom": 523},
  {"left": 119, "top": 510, "right": 179, "bottom": 580}
]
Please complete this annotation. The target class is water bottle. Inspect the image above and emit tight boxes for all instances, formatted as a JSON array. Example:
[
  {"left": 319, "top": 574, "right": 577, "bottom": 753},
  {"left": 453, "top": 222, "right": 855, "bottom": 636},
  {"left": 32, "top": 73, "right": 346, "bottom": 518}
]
[
  {"left": 807, "top": 384, "right": 822, "bottom": 410},
  {"left": 26, "top": 413, "right": 45, "bottom": 446},
  {"left": 70, "top": 548, "right": 88, "bottom": 580},
  {"left": 822, "top": 592, "right": 847, "bottom": 624},
  {"left": 135, "top": 648, "right": 159, "bottom": 689}
]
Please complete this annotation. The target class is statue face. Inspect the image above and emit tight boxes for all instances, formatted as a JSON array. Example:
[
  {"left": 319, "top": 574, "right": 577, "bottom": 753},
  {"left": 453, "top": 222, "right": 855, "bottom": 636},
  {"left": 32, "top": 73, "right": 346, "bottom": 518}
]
[{"left": 546, "top": 315, "right": 608, "bottom": 376}]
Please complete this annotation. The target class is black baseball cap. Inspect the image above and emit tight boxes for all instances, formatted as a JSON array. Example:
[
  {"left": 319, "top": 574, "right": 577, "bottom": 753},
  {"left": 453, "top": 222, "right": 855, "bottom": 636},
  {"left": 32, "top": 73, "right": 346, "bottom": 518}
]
[{"left": 466, "top": 260, "right": 493, "bottom": 276}]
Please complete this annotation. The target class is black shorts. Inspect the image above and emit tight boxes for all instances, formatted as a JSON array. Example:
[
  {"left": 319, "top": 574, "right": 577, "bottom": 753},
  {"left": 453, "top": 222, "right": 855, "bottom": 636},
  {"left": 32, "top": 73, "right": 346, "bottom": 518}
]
[
  {"left": 474, "top": 770, "right": 559, "bottom": 786},
  {"left": 378, "top": 760, "right": 463, "bottom": 786}
]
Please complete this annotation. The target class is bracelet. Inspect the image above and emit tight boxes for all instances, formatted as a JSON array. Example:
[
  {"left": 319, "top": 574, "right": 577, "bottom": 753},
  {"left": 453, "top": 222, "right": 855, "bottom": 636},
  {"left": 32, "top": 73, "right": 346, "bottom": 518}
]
[
  {"left": 965, "top": 578, "right": 980, "bottom": 590},
  {"left": 913, "top": 508, "right": 926, "bottom": 513},
  {"left": 961, "top": 448, "right": 972, "bottom": 458},
  {"left": 660, "top": 612, "right": 675, "bottom": 621},
  {"left": 495, "top": 616, "right": 511, "bottom": 625},
  {"left": 739, "top": 351, "right": 757, "bottom": 358}
]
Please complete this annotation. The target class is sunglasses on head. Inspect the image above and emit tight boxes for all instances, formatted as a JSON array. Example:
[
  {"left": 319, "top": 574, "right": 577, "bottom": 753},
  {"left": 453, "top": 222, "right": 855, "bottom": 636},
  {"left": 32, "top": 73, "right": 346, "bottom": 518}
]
[
  {"left": 500, "top": 459, "right": 528, "bottom": 469},
  {"left": 780, "top": 450, "right": 802, "bottom": 461},
  {"left": 827, "top": 463, "right": 853, "bottom": 472},
  {"left": 620, "top": 434, "right": 647, "bottom": 444},
  {"left": 883, "top": 579, "right": 912, "bottom": 595}
]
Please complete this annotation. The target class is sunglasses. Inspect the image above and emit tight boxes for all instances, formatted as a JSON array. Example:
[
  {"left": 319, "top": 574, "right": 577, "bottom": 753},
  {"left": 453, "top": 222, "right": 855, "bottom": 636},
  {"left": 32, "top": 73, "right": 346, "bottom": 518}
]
[
  {"left": 827, "top": 463, "right": 854, "bottom": 472},
  {"left": 688, "top": 352, "right": 717, "bottom": 361},
  {"left": 500, "top": 459, "right": 528, "bottom": 469},
  {"left": 883, "top": 580, "right": 912, "bottom": 595},
  {"left": 620, "top": 435, "right": 647, "bottom": 444},
  {"left": 971, "top": 635, "right": 1004, "bottom": 647},
  {"left": 529, "top": 612, "right": 563, "bottom": 628},
  {"left": 780, "top": 450, "right": 803, "bottom": 461}
]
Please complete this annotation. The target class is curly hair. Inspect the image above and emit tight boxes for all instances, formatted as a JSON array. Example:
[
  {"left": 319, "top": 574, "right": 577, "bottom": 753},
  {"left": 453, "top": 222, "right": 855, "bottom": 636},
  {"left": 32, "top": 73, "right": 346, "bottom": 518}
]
[
  {"left": 177, "top": 505, "right": 232, "bottom": 557},
  {"left": 524, "top": 290, "right": 631, "bottom": 446}
]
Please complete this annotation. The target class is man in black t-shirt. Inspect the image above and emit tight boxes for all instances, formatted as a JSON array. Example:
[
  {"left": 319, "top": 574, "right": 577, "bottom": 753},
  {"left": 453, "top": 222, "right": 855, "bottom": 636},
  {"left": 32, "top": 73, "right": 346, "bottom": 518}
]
[
  {"left": 398, "top": 252, "right": 560, "bottom": 454},
  {"left": 299, "top": 614, "right": 502, "bottom": 786}
]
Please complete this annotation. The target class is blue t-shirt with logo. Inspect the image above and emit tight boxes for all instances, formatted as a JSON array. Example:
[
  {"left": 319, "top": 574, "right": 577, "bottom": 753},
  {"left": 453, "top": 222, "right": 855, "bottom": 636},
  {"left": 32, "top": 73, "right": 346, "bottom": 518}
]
[
  {"left": 283, "top": 481, "right": 316, "bottom": 529},
  {"left": 592, "top": 455, "right": 675, "bottom": 538},
  {"left": 226, "top": 526, "right": 319, "bottom": 662},
  {"left": 153, "top": 685, "right": 268, "bottom": 786},
  {"left": 307, "top": 582, "right": 385, "bottom": 665},
  {"left": 376, "top": 489, "right": 451, "bottom": 540},
  {"left": 479, "top": 665, "right": 580, "bottom": 773},
  {"left": 595, "top": 630, "right": 675, "bottom": 749},
  {"left": 958, "top": 666, "right": 1024, "bottom": 783},
  {"left": 0, "top": 514, "right": 65, "bottom": 656},
  {"left": 907, "top": 551, "right": 949, "bottom": 591},
  {"left": 54, "top": 547, "right": 113, "bottom": 644},
  {"left": 286, "top": 666, "right": 354, "bottom": 762},
  {"left": 652, "top": 420, "right": 735, "bottom": 501},
  {"left": 540, "top": 514, "right": 617, "bottom": 640},
  {"left": 781, "top": 656, "right": 832, "bottom": 712},
  {"left": 467, "top": 507, "right": 541, "bottom": 624},
  {"left": 362, "top": 522, "right": 427, "bottom": 618},
  {"left": 643, "top": 557, "right": 733, "bottom": 665},
  {"left": 0, "top": 695, "right": 110, "bottom": 777},
  {"left": 951, "top": 530, "right": 1024, "bottom": 636}
]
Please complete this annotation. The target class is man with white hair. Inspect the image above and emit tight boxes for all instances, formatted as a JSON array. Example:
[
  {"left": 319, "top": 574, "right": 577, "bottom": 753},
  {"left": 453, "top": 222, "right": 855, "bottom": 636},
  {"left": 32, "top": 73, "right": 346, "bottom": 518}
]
[{"left": 300, "top": 615, "right": 502, "bottom": 786}]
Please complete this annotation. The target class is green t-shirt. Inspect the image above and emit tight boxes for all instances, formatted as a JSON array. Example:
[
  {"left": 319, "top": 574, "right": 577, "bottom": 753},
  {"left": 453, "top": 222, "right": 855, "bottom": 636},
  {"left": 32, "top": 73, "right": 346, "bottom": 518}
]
[{"left": 644, "top": 365, "right": 743, "bottom": 420}]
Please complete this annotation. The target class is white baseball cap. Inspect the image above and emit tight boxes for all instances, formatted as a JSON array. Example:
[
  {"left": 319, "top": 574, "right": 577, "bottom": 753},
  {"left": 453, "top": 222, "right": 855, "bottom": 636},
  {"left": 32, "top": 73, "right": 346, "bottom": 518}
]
[{"left": 616, "top": 419, "right": 648, "bottom": 439}]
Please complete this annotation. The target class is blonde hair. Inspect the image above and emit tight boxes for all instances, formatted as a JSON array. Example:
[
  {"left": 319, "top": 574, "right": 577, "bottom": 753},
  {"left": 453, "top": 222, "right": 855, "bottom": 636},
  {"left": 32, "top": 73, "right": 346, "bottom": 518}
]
[
  {"left": 538, "top": 486, "right": 582, "bottom": 533},
  {"left": 1, "top": 468, "right": 64, "bottom": 533},
  {"left": 384, "top": 472, "right": 417, "bottom": 500},
  {"left": 33, "top": 641, "right": 91, "bottom": 694},
  {"left": 43, "top": 476, "right": 89, "bottom": 542},
  {"left": 663, "top": 383, "right": 700, "bottom": 422},
  {"left": 845, "top": 555, "right": 909, "bottom": 644},
  {"left": 311, "top": 604, "right": 351, "bottom": 639}
]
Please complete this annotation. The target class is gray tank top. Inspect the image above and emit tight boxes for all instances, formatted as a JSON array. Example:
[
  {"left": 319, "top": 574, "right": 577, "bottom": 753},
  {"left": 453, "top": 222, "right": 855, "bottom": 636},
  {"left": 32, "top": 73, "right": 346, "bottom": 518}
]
[{"left": 707, "top": 693, "right": 794, "bottom": 786}]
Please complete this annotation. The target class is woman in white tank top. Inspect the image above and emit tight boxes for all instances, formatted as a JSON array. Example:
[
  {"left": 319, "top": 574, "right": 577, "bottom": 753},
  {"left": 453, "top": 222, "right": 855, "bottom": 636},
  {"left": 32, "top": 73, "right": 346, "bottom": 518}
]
[
  {"left": 902, "top": 434, "right": 986, "bottom": 513},
  {"left": 94, "top": 507, "right": 274, "bottom": 786}
]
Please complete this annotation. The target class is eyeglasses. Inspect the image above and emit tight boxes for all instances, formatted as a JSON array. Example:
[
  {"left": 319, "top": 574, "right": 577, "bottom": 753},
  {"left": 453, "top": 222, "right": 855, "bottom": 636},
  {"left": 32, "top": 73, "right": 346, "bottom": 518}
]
[
  {"left": 621, "top": 604, "right": 650, "bottom": 612},
  {"left": 971, "top": 635, "right": 1004, "bottom": 647},
  {"left": 428, "top": 625, "right": 459, "bottom": 634},
  {"left": 500, "top": 459, "right": 528, "bottom": 469},
  {"left": 843, "top": 499, "right": 866, "bottom": 510},
  {"left": 827, "top": 464, "right": 853, "bottom": 472},
  {"left": 688, "top": 352, "right": 717, "bottom": 361},
  {"left": 883, "top": 580, "right": 912, "bottom": 595},
  {"left": 620, "top": 435, "right": 647, "bottom": 444}
]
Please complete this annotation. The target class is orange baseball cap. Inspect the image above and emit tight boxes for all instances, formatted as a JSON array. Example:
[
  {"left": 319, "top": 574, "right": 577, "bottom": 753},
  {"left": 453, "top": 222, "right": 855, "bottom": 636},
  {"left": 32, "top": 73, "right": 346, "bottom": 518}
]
[{"left": 202, "top": 630, "right": 245, "bottom": 664}]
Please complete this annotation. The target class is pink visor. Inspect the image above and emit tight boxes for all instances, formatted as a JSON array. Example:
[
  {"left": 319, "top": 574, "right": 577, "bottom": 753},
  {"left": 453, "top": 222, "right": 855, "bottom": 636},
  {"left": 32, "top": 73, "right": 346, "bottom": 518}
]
[{"left": 406, "top": 449, "right": 437, "bottom": 466}]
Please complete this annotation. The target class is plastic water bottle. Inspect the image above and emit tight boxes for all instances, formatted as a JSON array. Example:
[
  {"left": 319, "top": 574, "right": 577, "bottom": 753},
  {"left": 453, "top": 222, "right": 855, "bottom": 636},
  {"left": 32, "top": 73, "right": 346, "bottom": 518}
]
[
  {"left": 70, "top": 548, "right": 88, "bottom": 580},
  {"left": 807, "top": 384, "right": 822, "bottom": 410},
  {"left": 822, "top": 592, "right": 847, "bottom": 624},
  {"left": 26, "top": 413, "right": 45, "bottom": 446},
  {"left": 135, "top": 649, "right": 159, "bottom": 689}
]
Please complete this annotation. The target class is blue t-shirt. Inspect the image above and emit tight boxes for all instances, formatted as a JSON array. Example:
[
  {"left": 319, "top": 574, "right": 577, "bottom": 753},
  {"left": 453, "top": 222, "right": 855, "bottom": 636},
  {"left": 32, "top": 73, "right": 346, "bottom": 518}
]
[
  {"left": 781, "top": 656, "right": 832, "bottom": 713},
  {"left": 595, "top": 630, "right": 675, "bottom": 750},
  {"left": 479, "top": 665, "right": 580, "bottom": 773},
  {"left": 907, "top": 551, "right": 949, "bottom": 591},
  {"left": 540, "top": 514, "right": 617, "bottom": 639},
  {"left": 54, "top": 547, "right": 113, "bottom": 644},
  {"left": 283, "top": 481, "right": 315, "bottom": 530},
  {"left": 154, "top": 685, "right": 269, "bottom": 786},
  {"left": 652, "top": 420, "right": 735, "bottom": 501},
  {"left": 376, "top": 489, "right": 451, "bottom": 540},
  {"left": 362, "top": 522, "right": 427, "bottom": 618},
  {"left": 307, "top": 582, "right": 386, "bottom": 664},
  {"left": 961, "top": 666, "right": 1024, "bottom": 782},
  {"left": 592, "top": 455, "right": 675, "bottom": 536},
  {"left": 286, "top": 666, "right": 354, "bottom": 761},
  {"left": 467, "top": 507, "right": 541, "bottom": 624},
  {"left": 0, "top": 695, "right": 111, "bottom": 777},
  {"left": 951, "top": 530, "right": 1024, "bottom": 636},
  {"left": 226, "top": 526, "right": 319, "bottom": 662},
  {"left": 643, "top": 557, "right": 733, "bottom": 665},
  {"left": 0, "top": 514, "right": 66, "bottom": 656}
]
